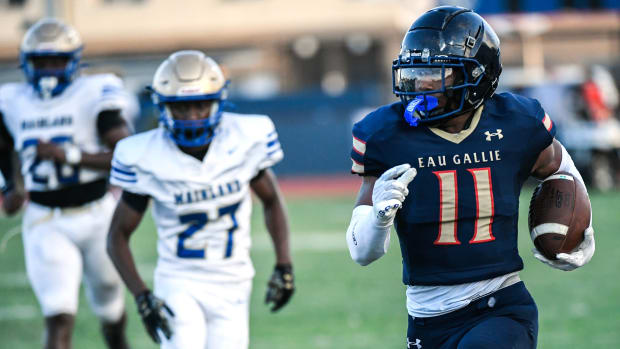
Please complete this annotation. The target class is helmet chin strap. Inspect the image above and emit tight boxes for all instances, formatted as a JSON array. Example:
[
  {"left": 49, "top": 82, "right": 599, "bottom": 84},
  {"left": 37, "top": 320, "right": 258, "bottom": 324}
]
[{"left": 38, "top": 76, "right": 58, "bottom": 100}]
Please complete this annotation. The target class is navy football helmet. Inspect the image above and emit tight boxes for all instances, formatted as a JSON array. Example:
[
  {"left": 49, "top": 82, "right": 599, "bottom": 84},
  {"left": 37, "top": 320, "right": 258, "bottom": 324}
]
[
  {"left": 392, "top": 6, "right": 502, "bottom": 125},
  {"left": 150, "top": 50, "right": 228, "bottom": 147},
  {"left": 20, "top": 18, "right": 83, "bottom": 98}
]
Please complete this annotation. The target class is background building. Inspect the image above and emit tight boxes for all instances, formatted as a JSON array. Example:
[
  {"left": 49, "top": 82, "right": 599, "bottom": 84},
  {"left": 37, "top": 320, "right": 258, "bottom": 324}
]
[{"left": 1, "top": 0, "right": 619, "bottom": 177}]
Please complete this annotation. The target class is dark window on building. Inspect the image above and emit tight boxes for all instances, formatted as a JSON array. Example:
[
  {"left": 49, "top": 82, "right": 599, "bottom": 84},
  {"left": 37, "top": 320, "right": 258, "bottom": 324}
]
[{"left": 8, "top": 0, "right": 27, "bottom": 6}]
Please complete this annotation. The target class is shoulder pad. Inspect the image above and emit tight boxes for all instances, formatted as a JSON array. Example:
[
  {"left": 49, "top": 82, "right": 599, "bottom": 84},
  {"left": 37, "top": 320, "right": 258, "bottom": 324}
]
[
  {"left": 353, "top": 102, "right": 403, "bottom": 143},
  {"left": 223, "top": 112, "right": 276, "bottom": 143},
  {"left": 0, "top": 83, "right": 27, "bottom": 109},
  {"left": 488, "top": 92, "right": 544, "bottom": 118},
  {"left": 222, "top": 112, "right": 283, "bottom": 171},
  {"left": 113, "top": 129, "right": 158, "bottom": 168},
  {"left": 350, "top": 102, "right": 402, "bottom": 176},
  {"left": 110, "top": 129, "right": 161, "bottom": 192}
]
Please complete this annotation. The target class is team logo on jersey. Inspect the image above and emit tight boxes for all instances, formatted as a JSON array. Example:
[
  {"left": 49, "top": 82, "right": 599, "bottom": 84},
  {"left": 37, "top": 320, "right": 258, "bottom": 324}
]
[
  {"left": 174, "top": 179, "right": 242, "bottom": 205},
  {"left": 21, "top": 115, "right": 73, "bottom": 130},
  {"left": 484, "top": 129, "right": 503, "bottom": 141},
  {"left": 407, "top": 338, "right": 422, "bottom": 349}
]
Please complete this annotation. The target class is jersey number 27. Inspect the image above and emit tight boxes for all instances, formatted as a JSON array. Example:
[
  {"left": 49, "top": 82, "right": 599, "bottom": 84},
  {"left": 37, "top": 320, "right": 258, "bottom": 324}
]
[{"left": 177, "top": 202, "right": 241, "bottom": 259}]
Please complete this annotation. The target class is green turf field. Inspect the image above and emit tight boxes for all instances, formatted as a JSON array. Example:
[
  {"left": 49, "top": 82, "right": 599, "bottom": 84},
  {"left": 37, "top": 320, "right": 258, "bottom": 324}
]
[{"left": 0, "top": 188, "right": 619, "bottom": 348}]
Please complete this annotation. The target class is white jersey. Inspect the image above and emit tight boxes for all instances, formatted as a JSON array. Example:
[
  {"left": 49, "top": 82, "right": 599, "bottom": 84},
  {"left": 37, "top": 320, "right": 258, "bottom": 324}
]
[
  {"left": 0, "top": 74, "right": 138, "bottom": 192},
  {"left": 110, "top": 112, "right": 283, "bottom": 283}
]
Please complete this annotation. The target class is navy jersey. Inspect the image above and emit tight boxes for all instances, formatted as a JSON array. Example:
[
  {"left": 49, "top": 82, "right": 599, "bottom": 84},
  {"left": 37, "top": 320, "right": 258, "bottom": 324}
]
[{"left": 351, "top": 92, "right": 556, "bottom": 286}]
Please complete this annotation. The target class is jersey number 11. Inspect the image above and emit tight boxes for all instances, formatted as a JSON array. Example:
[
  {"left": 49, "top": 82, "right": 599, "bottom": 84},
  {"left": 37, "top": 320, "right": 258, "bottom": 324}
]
[{"left": 433, "top": 168, "right": 495, "bottom": 245}]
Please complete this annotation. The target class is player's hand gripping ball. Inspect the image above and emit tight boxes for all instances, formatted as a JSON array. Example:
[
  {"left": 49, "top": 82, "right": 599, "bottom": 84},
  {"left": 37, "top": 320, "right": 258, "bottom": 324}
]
[
  {"left": 265, "top": 264, "right": 295, "bottom": 312},
  {"left": 372, "top": 164, "right": 417, "bottom": 225},
  {"left": 528, "top": 172, "right": 594, "bottom": 271},
  {"left": 135, "top": 290, "right": 175, "bottom": 343}
]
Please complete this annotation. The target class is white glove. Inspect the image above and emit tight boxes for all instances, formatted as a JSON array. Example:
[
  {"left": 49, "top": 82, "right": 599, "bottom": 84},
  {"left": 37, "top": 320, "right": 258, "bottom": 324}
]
[
  {"left": 372, "top": 164, "right": 417, "bottom": 227},
  {"left": 532, "top": 227, "right": 595, "bottom": 271}
]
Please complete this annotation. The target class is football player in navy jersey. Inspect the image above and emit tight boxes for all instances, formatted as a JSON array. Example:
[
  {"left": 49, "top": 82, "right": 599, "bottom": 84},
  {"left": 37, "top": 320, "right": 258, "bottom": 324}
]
[{"left": 345, "top": 6, "right": 595, "bottom": 349}]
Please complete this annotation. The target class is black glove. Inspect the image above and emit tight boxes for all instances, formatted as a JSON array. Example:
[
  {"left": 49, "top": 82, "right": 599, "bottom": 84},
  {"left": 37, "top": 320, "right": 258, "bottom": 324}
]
[
  {"left": 265, "top": 264, "right": 295, "bottom": 312},
  {"left": 135, "top": 290, "right": 174, "bottom": 343}
]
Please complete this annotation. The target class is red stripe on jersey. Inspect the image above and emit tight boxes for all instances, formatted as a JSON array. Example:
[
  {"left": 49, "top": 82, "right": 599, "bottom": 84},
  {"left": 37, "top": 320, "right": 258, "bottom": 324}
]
[
  {"left": 352, "top": 136, "right": 366, "bottom": 144},
  {"left": 542, "top": 114, "right": 553, "bottom": 131}
]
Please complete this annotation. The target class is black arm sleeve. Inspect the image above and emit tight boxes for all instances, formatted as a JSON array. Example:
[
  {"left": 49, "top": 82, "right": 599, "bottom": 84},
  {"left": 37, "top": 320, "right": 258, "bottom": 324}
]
[
  {"left": 96, "top": 109, "right": 127, "bottom": 137},
  {"left": 121, "top": 190, "right": 150, "bottom": 213},
  {"left": 0, "top": 112, "right": 15, "bottom": 193}
]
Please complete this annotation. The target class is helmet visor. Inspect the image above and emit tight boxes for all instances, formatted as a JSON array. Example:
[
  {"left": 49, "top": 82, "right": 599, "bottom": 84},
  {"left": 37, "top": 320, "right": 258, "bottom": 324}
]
[
  {"left": 395, "top": 67, "right": 455, "bottom": 94},
  {"left": 396, "top": 65, "right": 472, "bottom": 122},
  {"left": 160, "top": 99, "right": 223, "bottom": 147}
]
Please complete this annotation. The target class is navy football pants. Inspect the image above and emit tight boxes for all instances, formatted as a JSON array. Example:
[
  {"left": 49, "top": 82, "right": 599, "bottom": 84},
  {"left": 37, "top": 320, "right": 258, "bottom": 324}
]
[{"left": 407, "top": 282, "right": 538, "bottom": 349}]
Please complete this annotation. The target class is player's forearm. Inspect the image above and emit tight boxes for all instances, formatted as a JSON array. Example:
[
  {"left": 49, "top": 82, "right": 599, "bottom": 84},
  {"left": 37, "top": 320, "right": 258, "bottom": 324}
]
[
  {"left": 346, "top": 205, "right": 391, "bottom": 266},
  {"left": 107, "top": 231, "right": 149, "bottom": 297},
  {"left": 556, "top": 143, "right": 592, "bottom": 229},
  {"left": 77, "top": 151, "right": 115, "bottom": 170},
  {"left": 263, "top": 198, "right": 292, "bottom": 265}
]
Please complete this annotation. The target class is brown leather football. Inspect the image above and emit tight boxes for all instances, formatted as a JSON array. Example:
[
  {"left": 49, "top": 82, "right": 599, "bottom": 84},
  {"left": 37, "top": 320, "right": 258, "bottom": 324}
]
[{"left": 528, "top": 172, "right": 591, "bottom": 260}]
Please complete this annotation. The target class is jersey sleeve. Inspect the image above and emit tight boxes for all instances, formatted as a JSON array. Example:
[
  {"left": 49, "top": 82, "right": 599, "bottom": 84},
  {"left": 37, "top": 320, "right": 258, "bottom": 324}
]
[
  {"left": 256, "top": 116, "right": 284, "bottom": 171},
  {"left": 109, "top": 137, "right": 149, "bottom": 195},
  {"left": 528, "top": 100, "right": 557, "bottom": 155},
  {"left": 91, "top": 74, "right": 139, "bottom": 126},
  {"left": 350, "top": 120, "right": 387, "bottom": 177}
]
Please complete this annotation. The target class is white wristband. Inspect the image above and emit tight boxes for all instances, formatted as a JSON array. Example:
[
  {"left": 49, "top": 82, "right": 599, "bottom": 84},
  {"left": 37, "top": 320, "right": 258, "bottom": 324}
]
[{"left": 64, "top": 144, "right": 82, "bottom": 165}]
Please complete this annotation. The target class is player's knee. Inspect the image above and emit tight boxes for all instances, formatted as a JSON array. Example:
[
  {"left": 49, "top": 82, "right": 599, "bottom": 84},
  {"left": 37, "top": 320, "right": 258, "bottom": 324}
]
[
  {"left": 101, "top": 311, "right": 126, "bottom": 331},
  {"left": 89, "top": 283, "right": 125, "bottom": 323}
]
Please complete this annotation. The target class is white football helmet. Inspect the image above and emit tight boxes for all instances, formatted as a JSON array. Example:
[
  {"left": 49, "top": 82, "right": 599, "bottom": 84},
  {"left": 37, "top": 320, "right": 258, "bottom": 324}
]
[
  {"left": 20, "top": 18, "right": 83, "bottom": 98},
  {"left": 150, "top": 50, "right": 228, "bottom": 147}
]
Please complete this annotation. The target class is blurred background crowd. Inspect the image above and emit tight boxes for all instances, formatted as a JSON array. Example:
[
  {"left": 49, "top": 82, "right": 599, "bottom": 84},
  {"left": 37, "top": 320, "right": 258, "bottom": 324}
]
[{"left": 1, "top": 0, "right": 619, "bottom": 186}]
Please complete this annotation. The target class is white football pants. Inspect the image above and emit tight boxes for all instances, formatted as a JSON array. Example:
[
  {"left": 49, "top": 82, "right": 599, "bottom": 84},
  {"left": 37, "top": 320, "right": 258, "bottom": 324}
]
[
  {"left": 21, "top": 192, "right": 125, "bottom": 322},
  {"left": 154, "top": 273, "right": 252, "bottom": 349}
]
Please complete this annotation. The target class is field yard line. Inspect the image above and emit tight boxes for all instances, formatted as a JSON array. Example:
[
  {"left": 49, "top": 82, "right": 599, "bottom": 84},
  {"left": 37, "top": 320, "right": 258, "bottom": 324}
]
[
  {"left": 0, "top": 232, "right": 346, "bottom": 288},
  {"left": 0, "top": 272, "right": 29, "bottom": 288},
  {"left": 0, "top": 225, "right": 21, "bottom": 253},
  {"left": 0, "top": 305, "right": 38, "bottom": 321},
  {"left": 252, "top": 232, "right": 346, "bottom": 251}
]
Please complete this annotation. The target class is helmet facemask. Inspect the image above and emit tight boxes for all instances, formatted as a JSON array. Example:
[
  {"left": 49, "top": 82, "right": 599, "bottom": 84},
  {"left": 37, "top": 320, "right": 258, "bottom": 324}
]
[
  {"left": 21, "top": 50, "right": 82, "bottom": 99},
  {"left": 154, "top": 91, "right": 226, "bottom": 148},
  {"left": 393, "top": 54, "right": 486, "bottom": 126},
  {"left": 20, "top": 19, "right": 83, "bottom": 99}
]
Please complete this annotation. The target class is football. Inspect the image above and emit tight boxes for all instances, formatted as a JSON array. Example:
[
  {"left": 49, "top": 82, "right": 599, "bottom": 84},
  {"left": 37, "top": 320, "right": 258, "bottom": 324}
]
[{"left": 528, "top": 172, "right": 591, "bottom": 260}]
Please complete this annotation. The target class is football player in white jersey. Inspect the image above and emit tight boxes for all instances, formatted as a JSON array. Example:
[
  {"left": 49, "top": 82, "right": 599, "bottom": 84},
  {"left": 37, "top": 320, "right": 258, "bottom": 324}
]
[
  {"left": 0, "top": 19, "right": 138, "bottom": 349},
  {"left": 107, "top": 50, "right": 295, "bottom": 349}
]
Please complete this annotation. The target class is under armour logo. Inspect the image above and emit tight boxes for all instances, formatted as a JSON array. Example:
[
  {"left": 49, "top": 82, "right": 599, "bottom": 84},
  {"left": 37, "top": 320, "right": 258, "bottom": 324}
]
[
  {"left": 484, "top": 129, "right": 503, "bottom": 141},
  {"left": 407, "top": 338, "right": 422, "bottom": 349}
]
